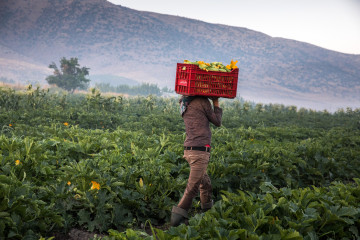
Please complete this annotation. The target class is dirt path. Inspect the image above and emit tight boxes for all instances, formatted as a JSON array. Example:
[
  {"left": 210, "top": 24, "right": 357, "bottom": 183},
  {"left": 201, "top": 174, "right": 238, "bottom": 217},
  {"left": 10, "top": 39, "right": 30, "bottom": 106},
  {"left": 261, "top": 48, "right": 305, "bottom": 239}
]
[
  {"left": 52, "top": 229, "right": 105, "bottom": 240},
  {"left": 52, "top": 224, "right": 171, "bottom": 239}
]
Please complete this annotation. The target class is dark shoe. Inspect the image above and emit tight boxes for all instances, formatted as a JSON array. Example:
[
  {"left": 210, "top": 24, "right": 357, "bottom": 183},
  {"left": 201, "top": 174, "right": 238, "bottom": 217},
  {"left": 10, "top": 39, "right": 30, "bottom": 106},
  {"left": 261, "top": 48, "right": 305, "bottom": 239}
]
[
  {"left": 170, "top": 206, "right": 188, "bottom": 227},
  {"left": 201, "top": 200, "right": 214, "bottom": 212}
]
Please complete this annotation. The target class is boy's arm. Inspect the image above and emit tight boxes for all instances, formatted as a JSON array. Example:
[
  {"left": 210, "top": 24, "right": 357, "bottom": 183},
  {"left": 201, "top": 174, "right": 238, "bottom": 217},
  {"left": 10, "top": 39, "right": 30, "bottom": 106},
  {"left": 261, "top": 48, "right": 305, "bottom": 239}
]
[{"left": 211, "top": 97, "right": 219, "bottom": 107}]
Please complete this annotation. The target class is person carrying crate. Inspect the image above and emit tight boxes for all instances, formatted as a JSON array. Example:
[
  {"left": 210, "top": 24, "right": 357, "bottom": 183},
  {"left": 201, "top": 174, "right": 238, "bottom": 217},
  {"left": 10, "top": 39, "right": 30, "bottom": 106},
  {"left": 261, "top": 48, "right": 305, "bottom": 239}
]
[{"left": 170, "top": 95, "right": 223, "bottom": 227}]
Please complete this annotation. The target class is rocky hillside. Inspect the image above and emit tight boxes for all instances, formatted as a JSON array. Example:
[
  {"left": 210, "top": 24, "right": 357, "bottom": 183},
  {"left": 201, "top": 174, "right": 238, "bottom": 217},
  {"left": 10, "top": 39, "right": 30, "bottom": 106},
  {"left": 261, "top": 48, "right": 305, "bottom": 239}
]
[{"left": 1, "top": 0, "right": 359, "bottom": 110}]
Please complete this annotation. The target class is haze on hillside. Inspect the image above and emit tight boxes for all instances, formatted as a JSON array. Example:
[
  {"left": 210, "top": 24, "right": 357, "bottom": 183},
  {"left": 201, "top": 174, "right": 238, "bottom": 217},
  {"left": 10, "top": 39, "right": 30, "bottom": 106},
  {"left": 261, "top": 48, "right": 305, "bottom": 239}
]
[{"left": 0, "top": 0, "right": 359, "bottom": 111}]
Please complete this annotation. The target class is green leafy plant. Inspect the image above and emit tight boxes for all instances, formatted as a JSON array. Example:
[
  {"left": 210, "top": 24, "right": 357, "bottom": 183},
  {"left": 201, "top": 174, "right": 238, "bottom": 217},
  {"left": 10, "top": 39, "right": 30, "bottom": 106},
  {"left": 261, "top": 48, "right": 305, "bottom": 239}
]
[{"left": 0, "top": 86, "right": 359, "bottom": 239}]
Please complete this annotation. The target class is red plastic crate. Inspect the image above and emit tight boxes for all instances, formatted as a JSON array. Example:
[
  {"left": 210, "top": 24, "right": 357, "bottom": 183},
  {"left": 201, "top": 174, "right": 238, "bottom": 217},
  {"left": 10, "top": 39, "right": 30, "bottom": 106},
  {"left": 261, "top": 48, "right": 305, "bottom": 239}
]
[{"left": 175, "top": 63, "right": 239, "bottom": 98}]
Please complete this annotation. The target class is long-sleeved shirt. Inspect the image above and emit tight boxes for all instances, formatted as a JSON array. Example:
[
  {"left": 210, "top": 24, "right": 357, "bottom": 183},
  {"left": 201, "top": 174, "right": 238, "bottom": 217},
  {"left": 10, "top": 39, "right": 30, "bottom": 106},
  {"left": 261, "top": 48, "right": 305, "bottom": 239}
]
[{"left": 182, "top": 96, "right": 222, "bottom": 147}]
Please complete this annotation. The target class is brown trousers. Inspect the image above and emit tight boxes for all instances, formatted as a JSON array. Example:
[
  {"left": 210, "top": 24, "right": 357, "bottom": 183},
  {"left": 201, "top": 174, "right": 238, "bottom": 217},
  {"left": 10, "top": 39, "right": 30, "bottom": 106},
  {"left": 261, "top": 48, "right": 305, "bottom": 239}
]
[{"left": 177, "top": 150, "right": 212, "bottom": 211}]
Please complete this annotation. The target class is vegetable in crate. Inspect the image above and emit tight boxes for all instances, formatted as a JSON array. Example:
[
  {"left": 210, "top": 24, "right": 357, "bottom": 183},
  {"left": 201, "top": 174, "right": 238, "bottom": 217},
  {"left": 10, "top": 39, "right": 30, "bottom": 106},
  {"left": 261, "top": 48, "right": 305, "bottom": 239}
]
[{"left": 184, "top": 59, "right": 238, "bottom": 72}]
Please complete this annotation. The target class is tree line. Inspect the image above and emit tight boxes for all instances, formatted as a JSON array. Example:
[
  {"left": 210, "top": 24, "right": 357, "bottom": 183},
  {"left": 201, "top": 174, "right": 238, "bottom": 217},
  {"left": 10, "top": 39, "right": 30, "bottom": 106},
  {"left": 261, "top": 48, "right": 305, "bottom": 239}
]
[
  {"left": 94, "top": 82, "right": 162, "bottom": 96},
  {"left": 45, "top": 57, "right": 174, "bottom": 96}
]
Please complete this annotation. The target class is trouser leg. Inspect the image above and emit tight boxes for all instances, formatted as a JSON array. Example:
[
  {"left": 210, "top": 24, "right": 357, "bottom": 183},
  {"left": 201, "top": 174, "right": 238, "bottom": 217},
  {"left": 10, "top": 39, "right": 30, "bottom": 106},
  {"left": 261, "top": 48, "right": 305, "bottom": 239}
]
[
  {"left": 199, "top": 172, "right": 213, "bottom": 208},
  {"left": 177, "top": 150, "right": 210, "bottom": 211}
]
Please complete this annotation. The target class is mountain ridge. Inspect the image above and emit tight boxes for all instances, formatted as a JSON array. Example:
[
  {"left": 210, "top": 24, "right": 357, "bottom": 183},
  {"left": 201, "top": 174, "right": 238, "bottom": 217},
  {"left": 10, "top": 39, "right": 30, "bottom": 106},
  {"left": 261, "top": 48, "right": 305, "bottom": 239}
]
[{"left": 0, "top": 0, "right": 359, "bottom": 110}]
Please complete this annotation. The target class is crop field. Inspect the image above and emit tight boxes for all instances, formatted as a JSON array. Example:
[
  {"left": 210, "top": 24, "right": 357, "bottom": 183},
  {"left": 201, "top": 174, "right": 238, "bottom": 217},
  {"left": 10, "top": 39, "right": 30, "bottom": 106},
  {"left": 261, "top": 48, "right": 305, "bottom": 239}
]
[{"left": 0, "top": 86, "right": 359, "bottom": 239}]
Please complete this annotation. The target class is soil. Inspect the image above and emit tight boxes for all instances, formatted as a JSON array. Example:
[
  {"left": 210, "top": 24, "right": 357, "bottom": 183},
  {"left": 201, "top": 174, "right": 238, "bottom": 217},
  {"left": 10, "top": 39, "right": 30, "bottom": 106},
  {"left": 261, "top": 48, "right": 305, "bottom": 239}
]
[
  {"left": 52, "top": 229, "right": 105, "bottom": 240},
  {"left": 51, "top": 224, "right": 171, "bottom": 239}
]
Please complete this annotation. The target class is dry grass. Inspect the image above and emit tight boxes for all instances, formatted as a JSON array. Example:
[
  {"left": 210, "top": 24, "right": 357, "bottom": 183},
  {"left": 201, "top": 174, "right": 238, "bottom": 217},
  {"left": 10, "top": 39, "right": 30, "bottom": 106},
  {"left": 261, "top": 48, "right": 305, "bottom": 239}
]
[{"left": 0, "top": 81, "right": 26, "bottom": 91}]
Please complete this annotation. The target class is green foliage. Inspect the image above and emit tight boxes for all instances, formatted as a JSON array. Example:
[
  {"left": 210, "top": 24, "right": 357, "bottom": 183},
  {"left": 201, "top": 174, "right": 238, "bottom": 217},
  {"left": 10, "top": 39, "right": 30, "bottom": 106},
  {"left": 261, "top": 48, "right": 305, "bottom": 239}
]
[
  {"left": 46, "top": 57, "right": 90, "bottom": 92},
  {"left": 157, "top": 181, "right": 359, "bottom": 240},
  {"left": 0, "top": 86, "right": 359, "bottom": 239}
]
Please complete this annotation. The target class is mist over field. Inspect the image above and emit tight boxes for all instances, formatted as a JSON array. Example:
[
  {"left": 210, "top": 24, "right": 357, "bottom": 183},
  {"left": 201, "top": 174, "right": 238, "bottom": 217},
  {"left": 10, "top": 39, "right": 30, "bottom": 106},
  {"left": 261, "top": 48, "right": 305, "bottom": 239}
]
[{"left": 0, "top": 0, "right": 359, "bottom": 111}]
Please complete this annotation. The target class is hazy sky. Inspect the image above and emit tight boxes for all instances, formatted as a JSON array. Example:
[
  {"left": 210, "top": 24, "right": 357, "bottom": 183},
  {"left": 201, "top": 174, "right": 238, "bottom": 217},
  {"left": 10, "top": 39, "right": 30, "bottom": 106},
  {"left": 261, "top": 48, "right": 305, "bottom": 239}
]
[{"left": 107, "top": 0, "right": 360, "bottom": 55}]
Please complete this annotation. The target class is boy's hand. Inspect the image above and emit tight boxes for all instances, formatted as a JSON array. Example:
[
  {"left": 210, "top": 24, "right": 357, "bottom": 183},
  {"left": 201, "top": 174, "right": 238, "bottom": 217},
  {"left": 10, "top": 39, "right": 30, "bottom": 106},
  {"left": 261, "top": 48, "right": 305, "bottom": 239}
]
[{"left": 210, "top": 97, "right": 220, "bottom": 107}]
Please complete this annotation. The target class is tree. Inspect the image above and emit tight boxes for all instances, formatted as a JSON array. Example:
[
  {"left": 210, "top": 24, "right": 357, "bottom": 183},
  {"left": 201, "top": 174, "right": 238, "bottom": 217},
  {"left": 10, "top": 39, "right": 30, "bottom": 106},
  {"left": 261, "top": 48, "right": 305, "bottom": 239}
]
[{"left": 46, "top": 57, "right": 90, "bottom": 92}]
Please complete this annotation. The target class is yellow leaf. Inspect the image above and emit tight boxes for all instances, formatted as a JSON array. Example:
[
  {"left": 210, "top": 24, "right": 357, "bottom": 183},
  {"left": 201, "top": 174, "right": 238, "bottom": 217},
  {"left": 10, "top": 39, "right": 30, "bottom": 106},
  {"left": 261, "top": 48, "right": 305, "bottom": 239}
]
[{"left": 229, "top": 59, "right": 238, "bottom": 69}]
